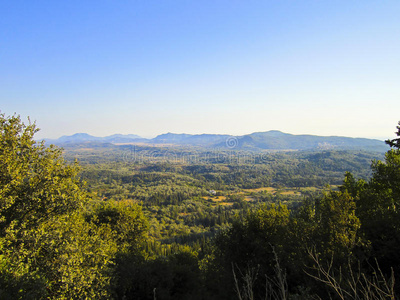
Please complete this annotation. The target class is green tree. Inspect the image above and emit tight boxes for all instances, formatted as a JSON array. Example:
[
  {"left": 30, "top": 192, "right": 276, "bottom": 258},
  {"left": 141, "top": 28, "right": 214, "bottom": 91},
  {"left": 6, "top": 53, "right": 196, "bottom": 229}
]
[
  {"left": 0, "top": 114, "right": 85, "bottom": 234},
  {"left": 385, "top": 121, "right": 400, "bottom": 149},
  {"left": 315, "top": 189, "right": 361, "bottom": 259},
  {"left": 0, "top": 114, "right": 119, "bottom": 298},
  {"left": 208, "top": 203, "right": 293, "bottom": 299},
  {"left": 0, "top": 212, "right": 118, "bottom": 299},
  {"left": 86, "top": 200, "right": 148, "bottom": 253},
  {"left": 356, "top": 132, "right": 400, "bottom": 274}
]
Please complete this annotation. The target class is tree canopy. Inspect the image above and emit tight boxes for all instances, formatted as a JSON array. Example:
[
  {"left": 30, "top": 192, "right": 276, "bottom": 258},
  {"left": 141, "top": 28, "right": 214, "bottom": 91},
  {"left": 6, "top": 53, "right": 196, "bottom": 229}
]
[{"left": 0, "top": 114, "right": 147, "bottom": 299}]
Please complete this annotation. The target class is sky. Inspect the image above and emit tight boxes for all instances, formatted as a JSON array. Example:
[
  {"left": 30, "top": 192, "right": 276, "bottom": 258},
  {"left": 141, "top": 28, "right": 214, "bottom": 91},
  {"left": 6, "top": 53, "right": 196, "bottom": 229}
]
[{"left": 1, "top": 0, "right": 399, "bottom": 140}]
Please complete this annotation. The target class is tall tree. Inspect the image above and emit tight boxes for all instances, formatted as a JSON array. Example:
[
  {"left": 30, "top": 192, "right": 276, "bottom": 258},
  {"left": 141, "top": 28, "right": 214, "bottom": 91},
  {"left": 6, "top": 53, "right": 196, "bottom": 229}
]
[
  {"left": 0, "top": 114, "right": 86, "bottom": 234},
  {"left": 0, "top": 114, "right": 122, "bottom": 298}
]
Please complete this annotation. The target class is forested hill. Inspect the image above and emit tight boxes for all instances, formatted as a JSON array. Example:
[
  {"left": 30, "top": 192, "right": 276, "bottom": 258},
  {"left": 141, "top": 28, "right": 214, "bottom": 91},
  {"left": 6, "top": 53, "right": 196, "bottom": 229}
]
[{"left": 46, "top": 130, "right": 388, "bottom": 152}]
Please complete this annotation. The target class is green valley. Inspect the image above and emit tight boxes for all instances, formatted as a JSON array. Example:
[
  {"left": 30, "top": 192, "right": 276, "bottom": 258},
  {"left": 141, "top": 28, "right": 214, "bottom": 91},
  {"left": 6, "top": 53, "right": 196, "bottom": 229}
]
[{"left": 1, "top": 113, "right": 399, "bottom": 299}]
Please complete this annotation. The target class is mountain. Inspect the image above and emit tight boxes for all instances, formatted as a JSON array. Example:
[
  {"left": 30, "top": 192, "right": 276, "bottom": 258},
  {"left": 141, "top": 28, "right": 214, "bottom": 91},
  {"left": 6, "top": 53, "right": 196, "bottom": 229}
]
[
  {"left": 241, "top": 131, "right": 387, "bottom": 151},
  {"left": 152, "top": 133, "right": 231, "bottom": 146},
  {"left": 102, "top": 134, "right": 143, "bottom": 143},
  {"left": 154, "top": 131, "right": 388, "bottom": 151},
  {"left": 45, "top": 133, "right": 143, "bottom": 145},
  {"left": 152, "top": 133, "right": 193, "bottom": 144},
  {"left": 44, "top": 131, "right": 388, "bottom": 152},
  {"left": 55, "top": 133, "right": 100, "bottom": 143}
]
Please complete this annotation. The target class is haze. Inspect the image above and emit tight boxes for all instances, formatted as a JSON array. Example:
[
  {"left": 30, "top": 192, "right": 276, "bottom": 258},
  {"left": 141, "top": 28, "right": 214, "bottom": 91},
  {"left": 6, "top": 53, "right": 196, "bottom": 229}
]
[{"left": 1, "top": 1, "right": 399, "bottom": 140}]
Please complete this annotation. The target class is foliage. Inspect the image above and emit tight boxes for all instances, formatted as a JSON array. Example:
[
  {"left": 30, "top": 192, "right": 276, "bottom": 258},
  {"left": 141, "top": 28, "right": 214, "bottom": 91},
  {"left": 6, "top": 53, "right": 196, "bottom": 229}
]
[
  {"left": 86, "top": 200, "right": 148, "bottom": 253},
  {"left": 114, "top": 248, "right": 202, "bottom": 300},
  {"left": 315, "top": 189, "right": 361, "bottom": 259},
  {"left": 0, "top": 114, "right": 147, "bottom": 299},
  {"left": 385, "top": 120, "right": 400, "bottom": 149},
  {"left": 0, "top": 212, "right": 117, "bottom": 299},
  {"left": 0, "top": 114, "right": 85, "bottom": 235}
]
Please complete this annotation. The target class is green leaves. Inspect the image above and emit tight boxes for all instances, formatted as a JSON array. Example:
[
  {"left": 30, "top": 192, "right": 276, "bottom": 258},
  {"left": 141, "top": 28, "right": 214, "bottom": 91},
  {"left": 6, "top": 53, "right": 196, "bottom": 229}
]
[
  {"left": 316, "top": 190, "right": 361, "bottom": 258},
  {"left": 385, "top": 121, "right": 400, "bottom": 149},
  {"left": 0, "top": 114, "right": 86, "bottom": 234},
  {"left": 86, "top": 200, "right": 148, "bottom": 253},
  {"left": 0, "top": 114, "right": 146, "bottom": 298}
]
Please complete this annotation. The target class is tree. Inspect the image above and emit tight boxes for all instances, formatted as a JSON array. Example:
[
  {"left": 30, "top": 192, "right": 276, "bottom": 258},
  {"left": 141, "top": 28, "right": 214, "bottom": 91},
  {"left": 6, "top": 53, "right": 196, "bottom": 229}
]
[
  {"left": 385, "top": 121, "right": 400, "bottom": 149},
  {"left": 86, "top": 200, "right": 148, "bottom": 253},
  {"left": 0, "top": 114, "right": 119, "bottom": 298},
  {"left": 0, "top": 114, "right": 86, "bottom": 234},
  {"left": 315, "top": 189, "right": 361, "bottom": 260},
  {"left": 208, "top": 204, "right": 293, "bottom": 299},
  {"left": 356, "top": 130, "right": 400, "bottom": 275},
  {"left": 0, "top": 213, "right": 118, "bottom": 299}
]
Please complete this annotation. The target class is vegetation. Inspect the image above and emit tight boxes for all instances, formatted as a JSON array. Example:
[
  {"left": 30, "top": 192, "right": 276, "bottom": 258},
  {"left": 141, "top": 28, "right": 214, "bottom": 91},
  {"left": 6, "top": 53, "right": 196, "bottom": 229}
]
[
  {"left": 0, "top": 114, "right": 146, "bottom": 299},
  {"left": 1, "top": 113, "right": 399, "bottom": 299}
]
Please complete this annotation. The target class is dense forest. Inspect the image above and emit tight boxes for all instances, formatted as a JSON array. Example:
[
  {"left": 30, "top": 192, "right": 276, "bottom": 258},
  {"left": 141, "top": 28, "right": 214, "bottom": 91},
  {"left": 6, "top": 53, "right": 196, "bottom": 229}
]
[{"left": 1, "top": 113, "right": 400, "bottom": 299}]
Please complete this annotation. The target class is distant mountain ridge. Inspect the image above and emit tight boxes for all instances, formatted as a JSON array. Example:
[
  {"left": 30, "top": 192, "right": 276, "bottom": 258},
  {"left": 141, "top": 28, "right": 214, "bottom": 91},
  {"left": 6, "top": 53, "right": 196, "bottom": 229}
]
[
  {"left": 152, "top": 133, "right": 232, "bottom": 146},
  {"left": 44, "top": 131, "right": 389, "bottom": 152},
  {"left": 46, "top": 133, "right": 144, "bottom": 144}
]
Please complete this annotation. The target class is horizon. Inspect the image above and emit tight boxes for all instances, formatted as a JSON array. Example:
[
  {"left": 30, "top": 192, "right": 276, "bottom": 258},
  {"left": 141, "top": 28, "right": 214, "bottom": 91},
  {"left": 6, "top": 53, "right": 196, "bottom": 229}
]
[
  {"left": 42, "top": 129, "right": 388, "bottom": 142},
  {"left": 1, "top": 1, "right": 399, "bottom": 141}
]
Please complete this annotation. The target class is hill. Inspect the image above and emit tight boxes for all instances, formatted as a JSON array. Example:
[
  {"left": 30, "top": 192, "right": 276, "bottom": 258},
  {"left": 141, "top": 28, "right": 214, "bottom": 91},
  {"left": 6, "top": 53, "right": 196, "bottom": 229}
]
[{"left": 45, "top": 130, "right": 388, "bottom": 152}]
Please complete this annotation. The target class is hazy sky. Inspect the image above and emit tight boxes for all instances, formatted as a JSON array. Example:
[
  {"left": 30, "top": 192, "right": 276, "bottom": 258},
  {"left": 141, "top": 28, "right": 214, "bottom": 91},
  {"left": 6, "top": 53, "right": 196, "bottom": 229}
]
[{"left": 1, "top": 1, "right": 399, "bottom": 140}]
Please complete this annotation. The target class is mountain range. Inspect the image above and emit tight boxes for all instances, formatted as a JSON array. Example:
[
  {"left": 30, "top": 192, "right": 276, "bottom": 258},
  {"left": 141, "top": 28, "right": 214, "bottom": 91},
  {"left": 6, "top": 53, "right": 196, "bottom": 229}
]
[{"left": 44, "top": 131, "right": 389, "bottom": 152}]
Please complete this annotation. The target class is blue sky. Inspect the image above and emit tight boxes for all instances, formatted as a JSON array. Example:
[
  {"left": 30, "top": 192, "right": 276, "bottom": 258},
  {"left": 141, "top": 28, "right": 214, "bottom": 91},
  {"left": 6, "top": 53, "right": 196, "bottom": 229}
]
[{"left": 1, "top": 0, "right": 399, "bottom": 140}]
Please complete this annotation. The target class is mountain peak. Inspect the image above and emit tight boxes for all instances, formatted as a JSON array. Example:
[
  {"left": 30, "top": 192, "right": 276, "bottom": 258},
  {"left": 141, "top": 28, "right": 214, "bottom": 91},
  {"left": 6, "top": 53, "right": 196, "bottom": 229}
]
[
  {"left": 250, "top": 130, "right": 290, "bottom": 138},
  {"left": 265, "top": 130, "right": 287, "bottom": 136},
  {"left": 57, "top": 133, "right": 98, "bottom": 143}
]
